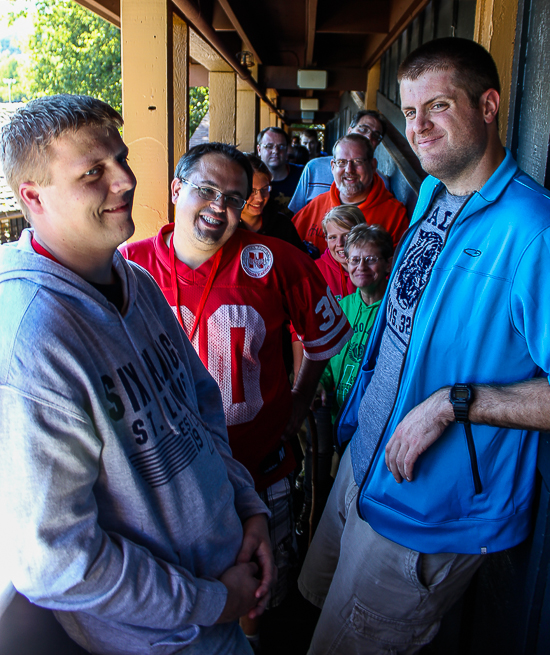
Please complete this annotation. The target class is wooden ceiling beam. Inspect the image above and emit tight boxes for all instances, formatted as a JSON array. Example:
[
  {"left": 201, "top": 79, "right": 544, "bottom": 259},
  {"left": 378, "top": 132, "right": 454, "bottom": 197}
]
[
  {"left": 75, "top": 0, "right": 120, "bottom": 26},
  {"left": 172, "top": 0, "right": 287, "bottom": 121},
  {"left": 362, "top": 0, "right": 430, "bottom": 67},
  {"left": 215, "top": 0, "right": 263, "bottom": 65},
  {"left": 305, "top": 0, "right": 319, "bottom": 67},
  {"left": 190, "top": 63, "right": 209, "bottom": 86}
]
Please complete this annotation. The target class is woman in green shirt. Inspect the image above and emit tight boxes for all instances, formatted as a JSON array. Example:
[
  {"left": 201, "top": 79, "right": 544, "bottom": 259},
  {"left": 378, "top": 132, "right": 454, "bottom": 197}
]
[{"left": 319, "top": 224, "right": 394, "bottom": 420}]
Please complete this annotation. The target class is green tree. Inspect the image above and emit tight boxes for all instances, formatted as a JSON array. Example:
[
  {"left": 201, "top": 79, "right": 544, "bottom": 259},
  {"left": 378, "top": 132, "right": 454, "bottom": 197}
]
[
  {"left": 189, "top": 86, "right": 209, "bottom": 136},
  {"left": 0, "top": 54, "right": 25, "bottom": 103},
  {"left": 23, "top": 0, "right": 121, "bottom": 112}
]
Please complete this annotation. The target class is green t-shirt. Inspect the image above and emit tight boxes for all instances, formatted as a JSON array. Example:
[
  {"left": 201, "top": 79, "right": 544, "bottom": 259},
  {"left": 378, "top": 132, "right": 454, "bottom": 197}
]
[{"left": 320, "top": 289, "right": 382, "bottom": 421}]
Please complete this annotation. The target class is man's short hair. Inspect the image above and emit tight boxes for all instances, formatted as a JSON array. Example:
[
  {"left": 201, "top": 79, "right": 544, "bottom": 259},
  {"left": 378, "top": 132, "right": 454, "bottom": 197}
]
[
  {"left": 174, "top": 142, "right": 253, "bottom": 199},
  {"left": 288, "top": 145, "right": 309, "bottom": 166},
  {"left": 332, "top": 133, "right": 374, "bottom": 160},
  {"left": 244, "top": 153, "right": 273, "bottom": 181},
  {"left": 256, "top": 126, "right": 289, "bottom": 147},
  {"left": 322, "top": 204, "right": 365, "bottom": 235},
  {"left": 349, "top": 110, "right": 387, "bottom": 138},
  {"left": 344, "top": 223, "right": 394, "bottom": 261},
  {"left": 398, "top": 37, "right": 500, "bottom": 108},
  {"left": 1, "top": 94, "right": 123, "bottom": 220},
  {"left": 301, "top": 129, "right": 319, "bottom": 141}
]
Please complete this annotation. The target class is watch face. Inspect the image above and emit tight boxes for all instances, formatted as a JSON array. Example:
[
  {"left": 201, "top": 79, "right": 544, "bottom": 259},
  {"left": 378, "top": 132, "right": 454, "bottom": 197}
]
[{"left": 450, "top": 385, "right": 473, "bottom": 423}]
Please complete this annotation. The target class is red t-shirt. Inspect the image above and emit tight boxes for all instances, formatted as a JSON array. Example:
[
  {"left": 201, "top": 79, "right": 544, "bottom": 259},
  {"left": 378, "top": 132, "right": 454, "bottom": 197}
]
[
  {"left": 315, "top": 248, "right": 356, "bottom": 301},
  {"left": 121, "top": 226, "right": 352, "bottom": 490}
]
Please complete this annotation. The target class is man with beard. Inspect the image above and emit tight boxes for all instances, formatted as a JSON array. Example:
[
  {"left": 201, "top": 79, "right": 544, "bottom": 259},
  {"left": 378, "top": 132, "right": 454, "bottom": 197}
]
[
  {"left": 292, "top": 133, "right": 408, "bottom": 254},
  {"left": 121, "top": 142, "right": 352, "bottom": 651},
  {"left": 298, "top": 37, "right": 550, "bottom": 654},
  {"left": 289, "top": 110, "right": 391, "bottom": 214}
]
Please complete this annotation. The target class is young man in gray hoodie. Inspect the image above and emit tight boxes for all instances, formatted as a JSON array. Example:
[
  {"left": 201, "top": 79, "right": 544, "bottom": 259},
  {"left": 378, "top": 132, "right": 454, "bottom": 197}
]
[{"left": 0, "top": 94, "right": 274, "bottom": 655}]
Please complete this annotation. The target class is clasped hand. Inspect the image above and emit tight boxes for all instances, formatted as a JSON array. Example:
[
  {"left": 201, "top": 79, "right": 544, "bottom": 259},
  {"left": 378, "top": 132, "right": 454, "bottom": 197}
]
[{"left": 216, "top": 514, "right": 276, "bottom": 623}]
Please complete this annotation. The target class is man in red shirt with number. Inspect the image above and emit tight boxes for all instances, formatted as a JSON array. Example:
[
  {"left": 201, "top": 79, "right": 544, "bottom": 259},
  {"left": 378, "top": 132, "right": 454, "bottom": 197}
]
[{"left": 122, "top": 142, "right": 352, "bottom": 647}]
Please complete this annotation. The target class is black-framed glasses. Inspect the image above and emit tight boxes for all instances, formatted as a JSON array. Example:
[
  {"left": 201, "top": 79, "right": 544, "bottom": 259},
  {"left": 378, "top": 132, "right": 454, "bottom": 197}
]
[
  {"left": 354, "top": 124, "right": 383, "bottom": 143},
  {"left": 332, "top": 158, "right": 369, "bottom": 169},
  {"left": 180, "top": 178, "right": 246, "bottom": 210},
  {"left": 347, "top": 255, "right": 382, "bottom": 266}
]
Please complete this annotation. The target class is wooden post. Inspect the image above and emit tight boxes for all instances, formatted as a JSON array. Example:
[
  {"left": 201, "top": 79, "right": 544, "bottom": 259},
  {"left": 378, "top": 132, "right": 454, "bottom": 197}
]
[
  {"left": 121, "top": 0, "right": 172, "bottom": 240},
  {"left": 209, "top": 72, "right": 237, "bottom": 144}
]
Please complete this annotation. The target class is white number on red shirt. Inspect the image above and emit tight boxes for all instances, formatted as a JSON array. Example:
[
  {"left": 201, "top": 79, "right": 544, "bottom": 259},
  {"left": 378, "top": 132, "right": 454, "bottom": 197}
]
[
  {"left": 177, "top": 304, "right": 266, "bottom": 426},
  {"left": 315, "top": 297, "right": 337, "bottom": 332}
]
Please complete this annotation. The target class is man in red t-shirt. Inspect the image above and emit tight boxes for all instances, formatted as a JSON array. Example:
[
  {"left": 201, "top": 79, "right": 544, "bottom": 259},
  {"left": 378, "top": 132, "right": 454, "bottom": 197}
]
[
  {"left": 122, "top": 142, "right": 352, "bottom": 645},
  {"left": 292, "top": 133, "right": 409, "bottom": 252}
]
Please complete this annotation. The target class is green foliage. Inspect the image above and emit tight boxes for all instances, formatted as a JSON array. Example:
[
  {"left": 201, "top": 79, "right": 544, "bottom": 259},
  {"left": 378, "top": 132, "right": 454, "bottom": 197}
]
[
  {"left": 24, "top": 0, "right": 121, "bottom": 112},
  {"left": 189, "top": 86, "right": 209, "bottom": 136},
  {"left": 0, "top": 54, "right": 25, "bottom": 102}
]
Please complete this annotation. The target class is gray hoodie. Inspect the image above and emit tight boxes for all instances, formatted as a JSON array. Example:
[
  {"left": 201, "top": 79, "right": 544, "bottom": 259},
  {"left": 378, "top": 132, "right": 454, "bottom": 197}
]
[{"left": 0, "top": 230, "right": 266, "bottom": 654}]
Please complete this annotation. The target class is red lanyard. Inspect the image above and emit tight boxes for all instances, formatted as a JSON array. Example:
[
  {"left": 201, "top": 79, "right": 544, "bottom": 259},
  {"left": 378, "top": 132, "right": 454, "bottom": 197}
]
[
  {"left": 169, "top": 231, "right": 223, "bottom": 341},
  {"left": 339, "top": 263, "right": 349, "bottom": 298}
]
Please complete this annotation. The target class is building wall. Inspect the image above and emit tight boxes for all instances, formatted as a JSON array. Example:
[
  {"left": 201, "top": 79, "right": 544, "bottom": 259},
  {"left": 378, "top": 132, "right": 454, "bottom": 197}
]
[{"left": 508, "top": 0, "right": 550, "bottom": 187}]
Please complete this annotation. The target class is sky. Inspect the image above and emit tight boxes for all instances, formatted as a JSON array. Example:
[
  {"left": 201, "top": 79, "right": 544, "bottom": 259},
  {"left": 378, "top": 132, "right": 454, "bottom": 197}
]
[{"left": 0, "top": 0, "right": 34, "bottom": 46}]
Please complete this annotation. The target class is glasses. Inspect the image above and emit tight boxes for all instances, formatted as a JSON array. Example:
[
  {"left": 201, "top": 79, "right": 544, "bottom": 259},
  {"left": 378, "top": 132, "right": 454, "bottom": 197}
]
[
  {"left": 347, "top": 255, "right": 383, "bottom": 266},
  {"left": 251, "top": 185, "right": 272, "bottom": 197},
  {"left": 180, "top": 178, "right": 246, "bottom": 210},
  {"left": 354, "top": 124, "right": 383, "bottom": 143},
  {"left": 333, "top": 158, "right": 369, "bottom": 169},
  {"left": 261, "top": 143, "right": 287, "bottom": 152}
]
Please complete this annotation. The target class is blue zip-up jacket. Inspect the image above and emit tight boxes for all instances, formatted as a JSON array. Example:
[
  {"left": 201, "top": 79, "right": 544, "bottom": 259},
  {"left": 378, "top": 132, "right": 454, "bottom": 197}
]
[{"left": 337, "top": 150, "right": 550, "bottom": 555}]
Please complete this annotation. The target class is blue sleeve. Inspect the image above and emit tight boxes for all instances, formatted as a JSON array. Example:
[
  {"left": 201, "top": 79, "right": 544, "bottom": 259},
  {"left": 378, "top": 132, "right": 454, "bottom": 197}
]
[{"left": 288, "top": 164, "right": 310, "bottom": 214}]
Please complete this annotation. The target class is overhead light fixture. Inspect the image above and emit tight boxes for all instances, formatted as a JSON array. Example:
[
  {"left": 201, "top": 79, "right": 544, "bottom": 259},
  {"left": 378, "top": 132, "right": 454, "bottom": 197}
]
[
  {"left": 297, "top": 70, "right": 327, "bottom": 90},
  {"left": 236, "top": 51, "right": 255, "bottom": 69},
  {"left": 300, "top": 98, "right": 319, "bottom": 111},
  {"left": 301, "top": 111, "right": 315, "bottom": 121}
]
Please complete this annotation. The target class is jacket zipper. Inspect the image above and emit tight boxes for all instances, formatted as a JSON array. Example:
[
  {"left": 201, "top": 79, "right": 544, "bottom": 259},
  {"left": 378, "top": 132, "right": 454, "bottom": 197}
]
[{"left": 354, "top": 186, "right": 479, "bottom": 516}]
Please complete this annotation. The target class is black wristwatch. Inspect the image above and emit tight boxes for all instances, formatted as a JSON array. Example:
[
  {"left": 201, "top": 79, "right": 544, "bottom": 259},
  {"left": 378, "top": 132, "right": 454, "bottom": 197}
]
[{"left": 449, "top": 383, "right": 474, "bottom": 424}]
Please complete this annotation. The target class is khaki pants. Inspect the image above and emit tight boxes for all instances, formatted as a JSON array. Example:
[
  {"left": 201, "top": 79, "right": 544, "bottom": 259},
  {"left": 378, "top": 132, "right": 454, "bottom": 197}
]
[{"left": 298, "top": 448, "right": 484, "bottom": 655}]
